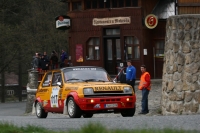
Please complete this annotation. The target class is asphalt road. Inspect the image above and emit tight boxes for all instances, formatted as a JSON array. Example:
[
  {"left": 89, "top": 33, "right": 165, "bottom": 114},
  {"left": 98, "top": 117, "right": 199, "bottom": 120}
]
[{"left": 0, "top": 102, "right": 200, "bottom": 132}]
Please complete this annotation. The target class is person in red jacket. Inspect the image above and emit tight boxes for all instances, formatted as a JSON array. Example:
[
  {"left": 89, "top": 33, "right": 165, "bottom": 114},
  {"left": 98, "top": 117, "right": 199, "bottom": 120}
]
[{"left": 138, "top": 65, "right": 151, "bottom": 114}]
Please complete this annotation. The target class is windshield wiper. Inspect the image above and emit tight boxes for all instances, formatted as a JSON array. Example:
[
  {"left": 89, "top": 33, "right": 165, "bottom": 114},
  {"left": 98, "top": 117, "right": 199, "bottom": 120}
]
[
  {"left": 66, "top": 78, "right": 82, "bottom": 81},
  {"left": 96, "top": 80, "right": 107, "bottom": 82},
  {"left": 83, "top": 79, "right": 97, "bottom": 82}
]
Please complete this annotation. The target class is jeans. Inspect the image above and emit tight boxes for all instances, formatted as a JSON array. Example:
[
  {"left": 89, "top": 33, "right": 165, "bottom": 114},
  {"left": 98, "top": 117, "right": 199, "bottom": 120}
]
[
  {"left": 126, "top": 79, "right": 135, "bottom": 92},
  {"left": 141, "top": 88, "right": 149, "bottom": 113}
]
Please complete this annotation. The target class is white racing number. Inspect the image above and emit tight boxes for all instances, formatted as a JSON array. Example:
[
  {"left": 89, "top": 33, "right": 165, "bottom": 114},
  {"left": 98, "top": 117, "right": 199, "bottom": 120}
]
[{"left": 50, "top": 87, "right": 60, "bottom": 108}]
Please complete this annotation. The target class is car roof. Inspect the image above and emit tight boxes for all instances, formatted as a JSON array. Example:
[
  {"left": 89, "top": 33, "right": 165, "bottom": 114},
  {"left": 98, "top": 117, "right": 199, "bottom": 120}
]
[{"left": 60, "top": 66, "right": 104, "bottom": 71}]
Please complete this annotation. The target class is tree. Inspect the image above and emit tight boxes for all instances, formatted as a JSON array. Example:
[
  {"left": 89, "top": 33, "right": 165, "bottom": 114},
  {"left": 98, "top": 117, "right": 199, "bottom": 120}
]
[{"left": 0, "top": 0, "right": 68, "bottom": 102}]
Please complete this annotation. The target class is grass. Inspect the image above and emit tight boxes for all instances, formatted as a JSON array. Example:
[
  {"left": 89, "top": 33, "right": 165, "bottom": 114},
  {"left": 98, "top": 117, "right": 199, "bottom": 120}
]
[{"left": 0, "top": 122, "right": 198, "bottom": 133}]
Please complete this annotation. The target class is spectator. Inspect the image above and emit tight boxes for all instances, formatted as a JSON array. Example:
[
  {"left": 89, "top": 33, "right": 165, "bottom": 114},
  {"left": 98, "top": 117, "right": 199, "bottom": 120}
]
[
  {"left": 126, "top": 60, "right": 136, "bottom": 92},
  {"left": 138, "top": 65, "right": 151, "bottom": 115},
  {"left": 40, "top": 55, "right": 49, "bottom": 70},
  {"left": 43, "top": 51, "right": 50, "bottom": 69},
  {"left": 32, "top": 53, "right": 40, "bottom": 70},
  {"left": 60, "top": 49, "right": 68, "bottom": 68},
  {"left": 50, "top": 50, "right": 58, "bottom": 69}
]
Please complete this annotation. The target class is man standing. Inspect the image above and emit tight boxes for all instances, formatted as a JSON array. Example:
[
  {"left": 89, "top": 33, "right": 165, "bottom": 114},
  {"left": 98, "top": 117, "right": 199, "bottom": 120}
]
[
  {"left": 60, "top": 49, "right": 68, "bottom": 68},
  {"left": 126, "top": 60, "right": 136, "bottom": 92},
  {"left": 138, "top": 65, "right": 151, "bottom": 114}
]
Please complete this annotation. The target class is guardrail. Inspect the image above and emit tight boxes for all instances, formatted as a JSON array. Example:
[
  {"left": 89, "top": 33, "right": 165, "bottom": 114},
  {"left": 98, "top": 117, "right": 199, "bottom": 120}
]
[{"left": 0, "top": 85, "right": 27, "bottom": 102}]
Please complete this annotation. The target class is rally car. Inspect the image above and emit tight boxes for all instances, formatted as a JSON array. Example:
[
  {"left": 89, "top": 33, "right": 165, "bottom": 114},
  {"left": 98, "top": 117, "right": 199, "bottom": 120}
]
[{"left": 33, "top": 66, "right": 136, "bottom": 118}]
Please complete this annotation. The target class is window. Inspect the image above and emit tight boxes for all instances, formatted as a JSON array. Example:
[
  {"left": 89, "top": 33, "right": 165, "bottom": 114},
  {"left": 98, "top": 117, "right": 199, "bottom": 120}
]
[
  {"left": 99, "top": 0, "right": 104, "bottom": 8},
  {"left": 42, "top": 72, "right": 52, "bottom": 87},
  {"left": 119, "top": 0, "right": 124, "bottom": 7},
  {"left": 85, "top": 0, "right": 91, "bottom": 9},
  {"left": 87, "top": 38, "right": 100, "bottom": 60},
  {"left": 155, "top": 40, "right": 165, "bottom": 57},
  {"left": 112, "top": 0, "right": 117, "bottom": 7},
  {"left": 126, "top": 0, "right": 131, "bottom": 7},
  {"left": 125, "top": 36, "right": 140, "bottom": 59},
  {"left": 104, "top": 28, "right": 120, "bottom": 35},
  {"left": 92, "top": 0, "right": 98, "bottom": 8},
  {"left": 116, "top": 39, "right": 121, "bottom": 60},
  {"left": 52, "top": 72, "right": 62, "bottom": 86},
  {"left": 132, "top": 0, "right": 138, "bottom": 7},
  {"left": 105, "top": 0, "right": 111, "bottom": 8},
  {"left": 72, "top": 2, "right": 82, "bottom": 11}
]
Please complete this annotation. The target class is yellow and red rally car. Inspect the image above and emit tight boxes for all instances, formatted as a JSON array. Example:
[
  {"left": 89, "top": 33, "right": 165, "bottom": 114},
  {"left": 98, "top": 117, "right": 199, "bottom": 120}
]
[{"left": 34, "top": 66, "right": 136, "bottom": 118}]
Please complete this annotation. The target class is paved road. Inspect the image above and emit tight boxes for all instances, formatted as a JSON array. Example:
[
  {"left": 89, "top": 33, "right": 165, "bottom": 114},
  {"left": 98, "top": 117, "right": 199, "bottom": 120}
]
[
  {"left": 0, "top": 102, "right": 26, "bottom": 116},
  {"left": 0, "top": 102, "right": 200, "bottom": 132}
]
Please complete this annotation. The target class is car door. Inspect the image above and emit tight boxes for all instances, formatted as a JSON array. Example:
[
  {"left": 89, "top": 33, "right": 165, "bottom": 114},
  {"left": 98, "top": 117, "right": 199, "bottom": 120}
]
[
  {"left": 38, "top": 72, "right": 52, "bottom": 110},
  {"left": 49, "top": 71, "right": 63, "bottom": 112}
]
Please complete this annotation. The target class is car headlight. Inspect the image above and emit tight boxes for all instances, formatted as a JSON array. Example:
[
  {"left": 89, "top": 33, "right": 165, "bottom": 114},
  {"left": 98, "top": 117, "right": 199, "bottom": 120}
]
[
  {"left": 123, "top": 86, "right": 133, "bottom": 93},
  {"left": 83, "top": 88, "right": 94, "bottom": 95}
]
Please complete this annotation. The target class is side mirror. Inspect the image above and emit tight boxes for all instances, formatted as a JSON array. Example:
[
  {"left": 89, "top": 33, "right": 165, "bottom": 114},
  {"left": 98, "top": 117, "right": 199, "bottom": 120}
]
[
  {"left": 113, "top": 78, "right": 117, "bottom": 83},
  {"left": 57, "top": 82, "right": 63, "bottom": 88}
]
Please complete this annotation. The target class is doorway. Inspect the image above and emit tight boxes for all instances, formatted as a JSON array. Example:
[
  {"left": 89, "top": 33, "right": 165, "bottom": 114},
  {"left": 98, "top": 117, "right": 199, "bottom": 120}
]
[{"left": 104, "top": 38, "right": 121, "bottom": 74}]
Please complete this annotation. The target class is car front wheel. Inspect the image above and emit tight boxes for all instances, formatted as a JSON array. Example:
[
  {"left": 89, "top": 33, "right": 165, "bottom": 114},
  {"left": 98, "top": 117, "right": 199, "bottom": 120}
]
[
  {"left": 35, "top": 102, "right": 48, "bottom": 118},
  {"left": 67, "top": 97, "right": 82, "bottom": 118},
  {"left": 121, "top": 107, "right": 135, "bottom": 117}
]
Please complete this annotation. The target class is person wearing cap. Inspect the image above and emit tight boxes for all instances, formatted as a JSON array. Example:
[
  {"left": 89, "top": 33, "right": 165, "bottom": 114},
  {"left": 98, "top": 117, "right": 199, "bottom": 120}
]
[
  {"left": 138, "top": 65, "right": 151, "bottom": 115},
  {"left": 126, "top": 60, "right": 136, "bottom": 92}
]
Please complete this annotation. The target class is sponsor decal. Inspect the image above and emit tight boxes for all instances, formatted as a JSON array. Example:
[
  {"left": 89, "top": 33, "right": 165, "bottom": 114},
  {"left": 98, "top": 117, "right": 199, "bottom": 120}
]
[
  {"left": 38, "top": 89, "right": 48, "bottom": 92},
  {"left": 50, "top": 87, "right": 60, "bottom": 108},
  {"left": 94, "top": 104, "right": 101, "bottom": 108},
  {"left": 59, "top": 100, "right": 62, "bottom": 106},
  {"left": 145, "top": 14, "right": 158, "bottom": 29},
  {"left": 72, "top": 68, "right": 96, "bottom": 71},
  {"left": 43, "top": 100, "right": 48, "bottom": 107},
  {"left": 94, "top": 86, "right": 122, "bottom": 91}
]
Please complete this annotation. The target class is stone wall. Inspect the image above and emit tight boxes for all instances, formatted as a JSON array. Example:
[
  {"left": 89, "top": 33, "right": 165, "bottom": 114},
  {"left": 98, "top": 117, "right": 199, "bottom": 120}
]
[
  {"left": 25, "top": 69, "right": 38, "bottom": 113},
  {"left": 162, "top": 15, "right": 200, "bottom": 115}
]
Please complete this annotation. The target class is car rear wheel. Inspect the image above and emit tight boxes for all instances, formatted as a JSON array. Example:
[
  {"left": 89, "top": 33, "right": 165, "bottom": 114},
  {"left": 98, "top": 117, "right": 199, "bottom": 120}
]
[
  {"left": 67, "top": 97, "right": 82, "bottom": 118},
  {"left": 35, "top": 102, "right": 48, "bottom": 118},
  {"left": 83, "top": 113, "right": 93, "bottom": 118},
  {"left": 121, "top": 107, "right": 135, "bottom": 117}
]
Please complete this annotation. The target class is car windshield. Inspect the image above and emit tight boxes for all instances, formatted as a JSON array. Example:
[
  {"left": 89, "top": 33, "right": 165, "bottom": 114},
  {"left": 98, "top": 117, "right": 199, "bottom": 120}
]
[{"left": 63, "top": 67, "right": 112, "bottom": 82}]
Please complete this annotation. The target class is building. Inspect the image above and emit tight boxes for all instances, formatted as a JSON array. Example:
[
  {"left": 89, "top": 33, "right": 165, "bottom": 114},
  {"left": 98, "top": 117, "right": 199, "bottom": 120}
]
[{"left": 60, "top": 0, "right": 200, "bottom": 79}]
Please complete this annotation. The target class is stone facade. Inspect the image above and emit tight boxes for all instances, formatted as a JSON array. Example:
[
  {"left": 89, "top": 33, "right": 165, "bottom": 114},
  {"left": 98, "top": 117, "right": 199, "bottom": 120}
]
[
  {"left": 25, "top": 69, "right": 38, "bottom": 113},
  {"left": 162, "top": 15, "right": 200, "bottom": 115}
]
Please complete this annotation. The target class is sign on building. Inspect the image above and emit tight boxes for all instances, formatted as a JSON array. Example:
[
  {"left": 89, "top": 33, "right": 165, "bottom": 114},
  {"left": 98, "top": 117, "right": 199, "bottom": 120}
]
[{"left": 55, "top": 15, "right": 70, "bottom": 30}]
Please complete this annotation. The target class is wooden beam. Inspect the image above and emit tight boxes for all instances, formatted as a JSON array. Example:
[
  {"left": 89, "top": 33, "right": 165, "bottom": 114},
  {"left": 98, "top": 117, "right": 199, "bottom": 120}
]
[{"left": 178, "top": 3, "right": 200, "bottom": 7}]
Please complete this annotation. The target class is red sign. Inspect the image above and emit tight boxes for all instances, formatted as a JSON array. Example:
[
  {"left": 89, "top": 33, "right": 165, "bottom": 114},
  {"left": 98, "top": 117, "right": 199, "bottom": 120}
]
[
  {"left": 76, "top": 44, "right": 83, "bottom": 62},
  {"left": 145, "top": 14, "right": 158, "bottom": 29}
]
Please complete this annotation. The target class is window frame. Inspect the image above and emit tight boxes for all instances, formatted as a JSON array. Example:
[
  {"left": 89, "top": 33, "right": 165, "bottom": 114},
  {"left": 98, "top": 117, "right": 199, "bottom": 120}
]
[
  {"left": 125, "top": 36, "right": 140, "bottom": 60},
  {"left": 154, "top": 40, "right": 165, "bottom": 58},
  {"left": 42, "top": 72, "right": 52, "bottom": 87},
  {"left": 86, "top": 37, "right": 100, "bottom": 60},
  {"left": 72, "top": 1, "right": 82, "bottom": 11}
]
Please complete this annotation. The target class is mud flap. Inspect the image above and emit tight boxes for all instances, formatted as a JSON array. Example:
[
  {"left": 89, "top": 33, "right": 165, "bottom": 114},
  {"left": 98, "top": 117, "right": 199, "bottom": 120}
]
[{"left": 63, "top": 99, "right": 68, "bottom": 115}]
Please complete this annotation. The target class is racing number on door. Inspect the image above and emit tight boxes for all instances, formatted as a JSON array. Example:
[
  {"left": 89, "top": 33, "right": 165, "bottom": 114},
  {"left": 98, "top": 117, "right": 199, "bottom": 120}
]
[{"left": 50, "top": 87, "right": 60, "bottom": 108}]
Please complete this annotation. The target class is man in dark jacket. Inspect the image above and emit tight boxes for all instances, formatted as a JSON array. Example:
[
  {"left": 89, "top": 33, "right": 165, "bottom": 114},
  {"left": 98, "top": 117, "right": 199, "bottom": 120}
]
[
  {"left": 40, "top": 55, "right": 49, "bottom": 70},
  {"left": 50, "top": 50, "right": 58, "bottom": 69}
]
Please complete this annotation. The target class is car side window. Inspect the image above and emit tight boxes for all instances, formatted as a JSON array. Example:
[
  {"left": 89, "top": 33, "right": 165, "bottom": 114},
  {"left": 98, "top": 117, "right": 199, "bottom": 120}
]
[
  {"left": 42, "top": 72, "right": 52, "bottom": 87},
  {"left": 52, "top": 72, "right": 62, "bottom": 86}
]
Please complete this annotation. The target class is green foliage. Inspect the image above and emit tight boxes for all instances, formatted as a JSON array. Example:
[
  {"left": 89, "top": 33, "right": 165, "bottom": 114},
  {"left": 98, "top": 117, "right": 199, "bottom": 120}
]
[
  {"left": 0, "top": 0, "right": 68, "bottom": 86},
  {"left": 0, "top": 122, "right": 198, "bottom": 133}
]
